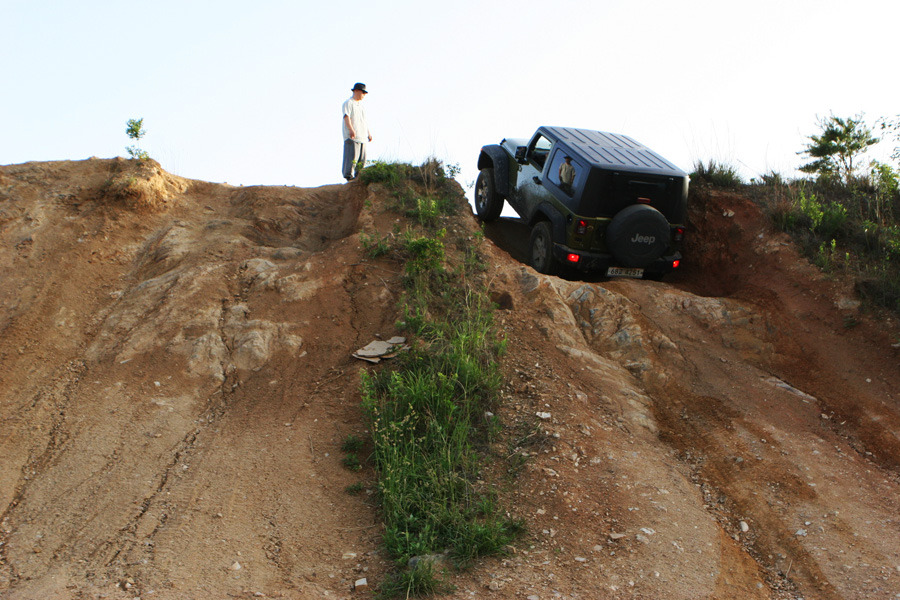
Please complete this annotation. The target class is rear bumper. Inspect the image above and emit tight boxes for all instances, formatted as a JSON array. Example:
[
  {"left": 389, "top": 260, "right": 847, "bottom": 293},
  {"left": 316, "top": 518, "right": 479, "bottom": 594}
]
[{"left": 552, "top": 244, "right": 682, "bottom": 275}]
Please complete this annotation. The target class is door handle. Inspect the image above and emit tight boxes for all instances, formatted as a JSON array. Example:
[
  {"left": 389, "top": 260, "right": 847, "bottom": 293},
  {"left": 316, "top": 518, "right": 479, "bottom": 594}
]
[{"left": 533, "top": 176, "right": 542, "bottom": 185}]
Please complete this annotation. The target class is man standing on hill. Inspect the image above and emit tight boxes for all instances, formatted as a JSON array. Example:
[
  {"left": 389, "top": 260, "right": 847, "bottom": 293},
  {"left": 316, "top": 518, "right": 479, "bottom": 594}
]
[{"left": 342, "top": 82, "right": 373, "bottom": 181}]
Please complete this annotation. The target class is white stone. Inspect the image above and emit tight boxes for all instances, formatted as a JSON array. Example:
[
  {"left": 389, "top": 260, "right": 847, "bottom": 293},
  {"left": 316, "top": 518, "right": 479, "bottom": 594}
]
[{"left": 354, "top": 340, "right": 394, "bottom": 357}]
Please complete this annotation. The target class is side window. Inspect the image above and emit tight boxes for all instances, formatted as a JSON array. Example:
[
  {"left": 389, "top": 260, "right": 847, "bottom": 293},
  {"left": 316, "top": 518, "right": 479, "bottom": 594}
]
[
  {"left": 528, "top": 135, "right": 552, "bottom": 170},
  {"left": 548, "top": 150, "right": 579, "bottom": 196}
]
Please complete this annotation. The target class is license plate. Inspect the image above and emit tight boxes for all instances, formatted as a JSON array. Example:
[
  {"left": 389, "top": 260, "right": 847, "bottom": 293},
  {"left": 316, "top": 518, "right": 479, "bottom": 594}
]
[{"left": 606, "top": 267, "right": 644, "bottom": 278}]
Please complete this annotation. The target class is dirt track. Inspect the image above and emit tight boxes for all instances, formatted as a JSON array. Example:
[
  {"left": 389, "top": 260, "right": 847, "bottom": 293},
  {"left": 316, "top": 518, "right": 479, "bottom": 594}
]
[{"left": 1, "top": 160, "right": 898, "bottom": 599}]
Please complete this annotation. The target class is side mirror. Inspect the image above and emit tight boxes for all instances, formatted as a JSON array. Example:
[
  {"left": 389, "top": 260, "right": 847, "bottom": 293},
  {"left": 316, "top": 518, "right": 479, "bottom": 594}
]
[{"left": 515, "top": 146, "right": 528, "bottom": 164}]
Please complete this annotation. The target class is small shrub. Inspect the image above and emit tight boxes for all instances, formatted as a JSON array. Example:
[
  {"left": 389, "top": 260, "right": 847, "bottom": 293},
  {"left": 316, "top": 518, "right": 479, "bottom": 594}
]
[
  {"left": 341, "top": 434, "right": 365, "bottom": 453},
  {"left": 798, "top": 188, "right": 824, "bottom": 230},
  {"left": 415, "top": 157, "right": 458, "bottom": 195},
  {"left": 403, "top": 235, "right": 445, "bottom": 275},
  {"left": 345, "top": 482, "right": 365, "bottom": 495},
  {"left": 126, "top": 118, "right": 149, "bottom": 161},
  {"left": 814, "top": 239, "right": 838, "bottom": 271},
  {"left": 691, "top": 159, "right": 744, "bottom": 188},
  {"left": 415, "top": 197, "right": 441, "bottom": 227},
  {"left": 819, "top": 200, "right": 848, "bottom": 239},
  {"left": 795, "top": 188, "right": 848, "bottom": 239},
  {"left": 766, "top": 194, "right": 800, "bottom": 232},
  {"left": 360, "top": 232, "right": 391, "bottom": 258},
  {"left": 377, "top": 560, "right": 450, "bottom": 598},
  {"left": 760, "top": 170, "right": 786, "bottom": 186},
  {"left": 869, "top": 161, "right": 899, "bottom": 224},
  {"left": 360, "top": 161, "right": 415, "bottom": 187},
  {"left": 884, "top": 225, "right": 900, "bottom": 257},
  {"left": 341, "top": 453, "right": 362, "bottom": 471}
]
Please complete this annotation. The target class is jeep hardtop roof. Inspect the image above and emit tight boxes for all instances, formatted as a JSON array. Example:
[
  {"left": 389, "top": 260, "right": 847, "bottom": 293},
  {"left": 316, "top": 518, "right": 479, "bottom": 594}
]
[{"left": 538, "top": 126, "right": 687, "bottom": 178}]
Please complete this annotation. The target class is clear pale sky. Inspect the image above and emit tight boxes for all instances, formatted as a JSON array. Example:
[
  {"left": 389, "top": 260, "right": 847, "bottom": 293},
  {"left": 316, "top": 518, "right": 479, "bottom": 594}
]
[{"left": 2, "top": 0, "right": 897, "bottom": 195}]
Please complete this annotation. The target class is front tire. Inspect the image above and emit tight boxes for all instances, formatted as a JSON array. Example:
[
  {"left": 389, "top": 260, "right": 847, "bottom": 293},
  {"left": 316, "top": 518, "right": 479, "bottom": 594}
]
[
  {"left": 474, "top": 169, "right": 503, "bottom": 221},
  {"left": 530, "top": 221, "right": 557, "bottom": 275}
]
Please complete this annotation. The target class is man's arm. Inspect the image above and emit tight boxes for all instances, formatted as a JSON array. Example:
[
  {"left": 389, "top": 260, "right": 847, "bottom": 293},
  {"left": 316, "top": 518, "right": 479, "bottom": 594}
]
[{"left": 343, "top": 114, "right": 356, "bottom": 140}]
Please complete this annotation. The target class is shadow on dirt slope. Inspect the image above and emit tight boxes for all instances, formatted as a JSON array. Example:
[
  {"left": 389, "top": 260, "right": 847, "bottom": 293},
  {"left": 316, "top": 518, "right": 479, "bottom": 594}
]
[{"left": 1, "top": 160, "right": 899, "bottom": 600}]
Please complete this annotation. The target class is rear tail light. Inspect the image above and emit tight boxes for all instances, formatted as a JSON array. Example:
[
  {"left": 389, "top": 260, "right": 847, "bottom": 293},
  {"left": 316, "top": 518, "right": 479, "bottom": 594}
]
[
  {"left": 566, "top": 253, "right": 580, "bottom": 264},
  {"left": 673, "top": 227, "right": 685, "bottom": 242},
  {"left": 575, "top": 220, "right": 587, "bottom": 235},
  {"left": 672, "top": 259, "right": 681, "bottom": 269}
]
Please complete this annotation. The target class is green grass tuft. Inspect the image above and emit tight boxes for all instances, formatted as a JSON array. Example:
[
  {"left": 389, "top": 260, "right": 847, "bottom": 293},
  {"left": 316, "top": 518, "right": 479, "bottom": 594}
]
[
  {"left": 356, "top": 160, "right": 519, "bottom": 596},
  {"left": 691, "top": 159, "right": 744, "bottom": 188}
]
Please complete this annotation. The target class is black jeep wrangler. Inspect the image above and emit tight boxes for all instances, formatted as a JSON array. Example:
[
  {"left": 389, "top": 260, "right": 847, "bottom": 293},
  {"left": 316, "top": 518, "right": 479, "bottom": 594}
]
[{"left": 475, "top": 126, "right": 688, "bottom": 278}]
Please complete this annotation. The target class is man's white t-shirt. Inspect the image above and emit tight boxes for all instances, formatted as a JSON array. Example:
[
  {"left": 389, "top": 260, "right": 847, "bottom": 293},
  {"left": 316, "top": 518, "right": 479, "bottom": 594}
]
[{"left": 342, "top": 97, "right": 369, "bottom": 143}]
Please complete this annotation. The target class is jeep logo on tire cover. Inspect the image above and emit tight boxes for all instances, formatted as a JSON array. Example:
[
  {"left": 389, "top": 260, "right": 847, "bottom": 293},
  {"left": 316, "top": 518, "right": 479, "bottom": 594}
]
[{"left": 630, "top": 233, "right": 656, "bottom": 244}]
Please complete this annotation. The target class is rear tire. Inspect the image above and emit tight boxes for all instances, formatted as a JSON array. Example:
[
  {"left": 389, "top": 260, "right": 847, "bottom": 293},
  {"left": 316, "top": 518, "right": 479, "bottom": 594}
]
[
  {"left": 474, "top": 169, "right": 503, "bottom": 221},
  {"left": 530, "top": 221, "right": 557, "bottom": 275}
]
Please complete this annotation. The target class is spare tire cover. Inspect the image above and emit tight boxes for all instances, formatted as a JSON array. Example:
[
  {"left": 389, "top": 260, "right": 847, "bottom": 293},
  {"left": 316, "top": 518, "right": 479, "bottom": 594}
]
[{"left": 606, "top": 204, "right": 670, "bottom": 268}]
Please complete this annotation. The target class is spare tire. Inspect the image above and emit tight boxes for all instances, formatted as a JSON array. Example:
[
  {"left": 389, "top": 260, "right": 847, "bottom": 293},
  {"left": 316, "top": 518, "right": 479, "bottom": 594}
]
[{"left": 606, "top": 204, "right": 670, "bottom": 268}]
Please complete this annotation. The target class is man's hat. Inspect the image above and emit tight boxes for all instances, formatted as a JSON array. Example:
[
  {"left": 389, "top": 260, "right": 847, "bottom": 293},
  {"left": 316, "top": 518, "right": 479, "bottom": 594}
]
[{"left": 351, "top": 82, "right": 368, "bottom": 93}]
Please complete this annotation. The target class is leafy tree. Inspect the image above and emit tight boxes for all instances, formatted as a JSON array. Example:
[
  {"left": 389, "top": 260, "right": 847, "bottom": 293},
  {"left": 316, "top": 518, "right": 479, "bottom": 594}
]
[
  {"left": 126, "top": 117, "right": 149, "bottom": 160},
  {"left": 869, "top": 160, "right": 899, "bottom": 224},
  {"left": 878, "top": 115, "right": 900, "bottom": 164},
  {"left": 799, "top": 114, "right": 879, "bottom": 184}
]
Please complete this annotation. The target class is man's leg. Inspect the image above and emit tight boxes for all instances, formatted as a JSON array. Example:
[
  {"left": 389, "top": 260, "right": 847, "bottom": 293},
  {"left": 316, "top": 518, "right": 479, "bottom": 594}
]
[
  {"left": 354, "top": 143, "right": 367, "bottom": 178},
  {"left": 342, "top": 139, "right": 357, "bottom": 180}
]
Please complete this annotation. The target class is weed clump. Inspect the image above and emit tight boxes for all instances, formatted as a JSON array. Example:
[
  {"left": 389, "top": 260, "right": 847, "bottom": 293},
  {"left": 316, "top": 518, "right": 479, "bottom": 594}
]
[
  {"left": 356, "top": 160, "right": 520, "bottom": 595},
  {"left": 691, "top": 159, "right": 744, "bottom": 188},
  {"left": 359, "top": 158, "right": 461, "bottom": 229}
]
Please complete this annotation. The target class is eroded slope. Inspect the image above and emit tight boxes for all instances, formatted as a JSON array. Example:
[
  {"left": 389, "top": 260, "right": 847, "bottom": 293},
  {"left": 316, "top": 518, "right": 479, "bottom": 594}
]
[{"left": 1, "top": 160, "right": 898, "bottom": 600}]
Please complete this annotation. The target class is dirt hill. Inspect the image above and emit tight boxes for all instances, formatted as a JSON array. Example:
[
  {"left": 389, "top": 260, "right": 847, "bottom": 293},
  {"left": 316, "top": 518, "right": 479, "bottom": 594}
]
[{"left": 1, "top": 158, "right": 898, "bottom": 600}]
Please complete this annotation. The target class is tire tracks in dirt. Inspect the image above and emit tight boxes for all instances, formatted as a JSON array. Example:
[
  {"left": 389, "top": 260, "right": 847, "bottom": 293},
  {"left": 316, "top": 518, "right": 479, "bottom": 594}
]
[{"left": 96, "top": 259, "right": 252, "bottom": 576}]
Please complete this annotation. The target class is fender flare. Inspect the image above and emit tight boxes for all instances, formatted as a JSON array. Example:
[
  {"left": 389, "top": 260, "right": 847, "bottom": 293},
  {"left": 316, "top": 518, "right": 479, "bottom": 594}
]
[
  {"left": 528, "top": 204, "right": 567, "bottom": 244},
  {"left": 477, "top": 145, "right": 511, "bottom": 198}
]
